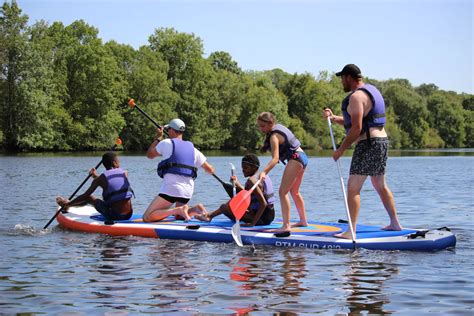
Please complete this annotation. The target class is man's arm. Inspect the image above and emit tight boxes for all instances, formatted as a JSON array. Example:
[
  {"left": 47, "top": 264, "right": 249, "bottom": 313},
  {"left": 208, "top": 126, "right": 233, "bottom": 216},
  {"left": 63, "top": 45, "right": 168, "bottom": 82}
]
[
  {"left": 333, "top": 92, "right": 365, "bottom": 160},
  {"left": 147, "top": 128, "right": 164, "bottom": 159},
  {"left": 201, "top": 161, "right": 215, "bottom": 175},
  {"left": 323, "top": 108, "right": 345, "bottom": 126}
]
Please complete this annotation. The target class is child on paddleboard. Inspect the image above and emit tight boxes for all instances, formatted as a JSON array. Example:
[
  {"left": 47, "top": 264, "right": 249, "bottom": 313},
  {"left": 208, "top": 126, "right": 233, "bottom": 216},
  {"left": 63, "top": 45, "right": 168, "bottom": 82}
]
[
  {"left": 196, "top": 154, "right": 276, "bottom": 226},
  {"left": 55, "top": 152, "right": 134, "bottom": 224}
]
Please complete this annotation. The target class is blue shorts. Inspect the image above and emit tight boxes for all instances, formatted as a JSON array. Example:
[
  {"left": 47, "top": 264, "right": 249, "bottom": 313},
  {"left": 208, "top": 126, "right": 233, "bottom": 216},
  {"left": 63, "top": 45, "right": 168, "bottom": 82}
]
[{"left": 289, "top": 151, "right": 308, "bottom": 169}]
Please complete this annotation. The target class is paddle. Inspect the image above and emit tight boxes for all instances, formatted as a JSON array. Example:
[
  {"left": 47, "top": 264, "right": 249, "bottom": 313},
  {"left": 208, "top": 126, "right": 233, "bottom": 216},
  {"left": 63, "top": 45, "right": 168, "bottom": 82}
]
[
  {"left": 229, "top": 178, "right": 261, "bottom": 221},
  {"left": 211, "top": 173, "right": 234, "bottom": 198},
  {"left": 229, "top": 163, "right": 243, "bottom": 246},
  {"left": 326, "top": 115, "right": 356, "bottom": 244},
  {"left": 43, "top": 138, "right": 123, "bottom": 230},
  {"left": 127, "top": 98, "right": 169, "bottom": 137},
  {"left": 228, "top": 178, "right": 262, "bottom": 246}
]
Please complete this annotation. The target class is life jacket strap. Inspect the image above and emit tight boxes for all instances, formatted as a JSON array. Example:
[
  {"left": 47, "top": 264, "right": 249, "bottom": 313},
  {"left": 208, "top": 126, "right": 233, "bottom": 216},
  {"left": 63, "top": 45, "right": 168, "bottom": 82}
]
[
  {"left": 158, "top": 162, "right": 198, "bottom": 179},
  {"left": 103, "top": 187, "right": 134, "bottom": 201}
]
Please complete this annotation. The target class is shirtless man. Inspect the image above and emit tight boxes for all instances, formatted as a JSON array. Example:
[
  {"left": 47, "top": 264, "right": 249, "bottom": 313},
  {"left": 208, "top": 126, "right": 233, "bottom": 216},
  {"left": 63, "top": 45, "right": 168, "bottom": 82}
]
[{"left": 323, "top": 64, "right": 402, "bottom": 239}]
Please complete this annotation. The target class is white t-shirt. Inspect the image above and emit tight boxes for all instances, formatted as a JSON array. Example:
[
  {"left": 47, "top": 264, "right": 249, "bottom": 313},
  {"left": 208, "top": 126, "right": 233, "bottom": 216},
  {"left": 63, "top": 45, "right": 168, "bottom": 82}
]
[{"left": 156, "top": 139, "right": 207, "bottom": 199}]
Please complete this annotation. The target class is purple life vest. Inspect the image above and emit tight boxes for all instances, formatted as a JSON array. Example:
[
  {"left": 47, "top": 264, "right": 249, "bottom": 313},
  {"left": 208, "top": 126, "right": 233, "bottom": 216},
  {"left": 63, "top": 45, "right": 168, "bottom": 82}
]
[
  {"left": 249, "top": 176, "right": 276, "bottom": 210},
  {"left": 102, "top": 168, "right": 133, "bottom": 204},
  {"left": 157, "top": 139, "right": 198, "bottom": 179},
  {"left": 262, "top": 124, "right": 301, "bottom": 163},
  {"left": 341, "top": 83, "right": 386, "bottom": 134}
]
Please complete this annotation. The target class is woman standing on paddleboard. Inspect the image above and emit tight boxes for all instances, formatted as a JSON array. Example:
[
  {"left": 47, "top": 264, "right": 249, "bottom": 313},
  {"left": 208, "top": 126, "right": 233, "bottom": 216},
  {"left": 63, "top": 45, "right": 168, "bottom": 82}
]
[{"left": 257, "top": 112, "right": 309, "bottom": 232}]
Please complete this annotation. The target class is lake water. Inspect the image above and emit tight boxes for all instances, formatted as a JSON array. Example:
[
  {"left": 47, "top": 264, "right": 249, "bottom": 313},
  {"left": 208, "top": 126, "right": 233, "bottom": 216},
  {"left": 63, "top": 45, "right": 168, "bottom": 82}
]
[{"left": 1, "top": 151, "right": 473, "bottom": 314}]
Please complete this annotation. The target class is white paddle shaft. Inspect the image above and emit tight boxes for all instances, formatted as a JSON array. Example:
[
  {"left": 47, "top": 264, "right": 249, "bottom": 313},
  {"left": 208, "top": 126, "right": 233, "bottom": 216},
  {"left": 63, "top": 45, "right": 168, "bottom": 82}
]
[{"left": 327, "top": 116, "right": 356, "bottom": 243}]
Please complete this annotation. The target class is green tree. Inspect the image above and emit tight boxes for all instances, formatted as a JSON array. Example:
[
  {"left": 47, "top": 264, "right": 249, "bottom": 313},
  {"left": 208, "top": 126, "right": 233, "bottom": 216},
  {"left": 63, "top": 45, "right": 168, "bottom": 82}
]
[
  {"left": 208, "top": 51, "right": 241, "bottom": 74},
  {"left": 0, "top": 0, "right": 28, "bottom": 150},
  {"left": 48, "top": 20, "right": 126, "bottom": 149},
  {"left": 123, "top": 46, "right": 178, "bottom": 150},
  {"left": 231, "top": 72, "right": 289, "bottom": 150},
  {"left": 427, "top": 93, "right": 465, "bottom": 147},
  {"left": 384, "top": 82, "right": 430, "bottom": 148}
]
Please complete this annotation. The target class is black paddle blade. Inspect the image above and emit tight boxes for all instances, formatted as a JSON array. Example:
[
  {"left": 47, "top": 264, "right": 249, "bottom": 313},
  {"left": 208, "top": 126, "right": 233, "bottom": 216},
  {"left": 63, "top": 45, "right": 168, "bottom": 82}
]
[{"left": 223, "top": 182, "right": 234, "bottom": 198}]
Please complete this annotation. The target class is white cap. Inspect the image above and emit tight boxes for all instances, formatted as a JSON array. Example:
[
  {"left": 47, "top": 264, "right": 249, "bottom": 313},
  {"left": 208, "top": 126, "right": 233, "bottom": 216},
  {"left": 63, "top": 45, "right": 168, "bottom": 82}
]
[{"left": 164, "top": 118, "right": 186, "bottom": 132}]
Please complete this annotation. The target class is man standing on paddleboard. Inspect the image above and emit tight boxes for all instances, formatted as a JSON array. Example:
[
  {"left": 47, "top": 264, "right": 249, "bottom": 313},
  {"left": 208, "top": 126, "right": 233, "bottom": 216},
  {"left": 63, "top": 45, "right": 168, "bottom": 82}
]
[{"left": 323, "top": 64, "right": 403, "bottom": 239}]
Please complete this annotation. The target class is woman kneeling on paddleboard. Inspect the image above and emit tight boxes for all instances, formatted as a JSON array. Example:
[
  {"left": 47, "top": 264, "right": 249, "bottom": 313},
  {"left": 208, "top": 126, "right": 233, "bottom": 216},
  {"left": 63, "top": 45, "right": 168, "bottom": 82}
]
[
  {"left": 55, "top": 152, "right": 134, "bottom": 224},
  {"left": 257, "top": 112, "right": 309, "bottom": 232},
  {"left": 196, "top": 153, "right": 276, "bottom": 226}
]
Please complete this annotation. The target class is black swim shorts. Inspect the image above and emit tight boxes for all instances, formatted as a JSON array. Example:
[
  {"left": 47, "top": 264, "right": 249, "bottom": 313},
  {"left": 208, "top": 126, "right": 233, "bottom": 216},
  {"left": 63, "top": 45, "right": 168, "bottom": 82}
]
[
  {"left": 94, "top": 199, "right": 132, "bottom": 221},
  {"left": 159, "top": 193, "right": 190, "bottom": 204},
  {"left": 350, "top": 137, "right": 389, "bottom": 176}
]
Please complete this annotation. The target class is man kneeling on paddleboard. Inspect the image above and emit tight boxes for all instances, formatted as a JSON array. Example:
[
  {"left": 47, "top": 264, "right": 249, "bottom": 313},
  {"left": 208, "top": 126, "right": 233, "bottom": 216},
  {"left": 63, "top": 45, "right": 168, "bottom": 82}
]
[
  {"left": 196, "top": 154, "right": 276, "bottom": 226},
  {"left": 55, "top": 152, "right": 134, "bottom": 224}
]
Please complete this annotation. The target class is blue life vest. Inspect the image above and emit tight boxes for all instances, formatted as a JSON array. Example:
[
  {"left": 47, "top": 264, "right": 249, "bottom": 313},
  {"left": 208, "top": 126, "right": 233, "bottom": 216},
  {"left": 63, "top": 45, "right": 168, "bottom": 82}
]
[
  {"left": 102, "top": 168, "right": 133, "bottom": 204},
  {"left": 262, "top": 124, "right": 302, "bottom": 163},
  {"left": 341, "top": 83, "right": 386, "bottom": 134},
  {"left": 157, "top": 139, "right": 198, "bottom": 179},
  {"left": 249, "top": 176, "right": 276, "bottom": 210}
]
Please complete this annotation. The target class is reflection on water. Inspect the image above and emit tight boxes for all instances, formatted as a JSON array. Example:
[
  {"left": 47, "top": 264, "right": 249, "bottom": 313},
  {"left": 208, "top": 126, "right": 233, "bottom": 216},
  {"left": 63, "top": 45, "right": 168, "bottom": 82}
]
[{"left": 342, "top": 252, "right": 399, "bottom": 315}]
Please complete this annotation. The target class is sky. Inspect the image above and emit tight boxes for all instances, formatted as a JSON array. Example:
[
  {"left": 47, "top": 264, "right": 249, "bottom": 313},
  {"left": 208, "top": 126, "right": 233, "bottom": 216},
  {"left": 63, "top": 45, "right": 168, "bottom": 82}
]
[{"left": 15, "top": 0, "right": 473, "bottom": 94}]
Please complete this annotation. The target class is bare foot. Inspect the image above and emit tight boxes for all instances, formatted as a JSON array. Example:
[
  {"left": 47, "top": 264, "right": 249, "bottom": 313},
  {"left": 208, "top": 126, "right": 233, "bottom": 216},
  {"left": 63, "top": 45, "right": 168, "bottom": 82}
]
[
  {"left": 189, "top": 203, "right": 207, "bottom": 217},
  {"left": 177, "top": 205, "right": 191, "bottom": 222},
  {"left": 267, "top": 225, "right": 292, "bottom": 233},
  {"left": 382, "top": 224, "right": 403, "bottom": 231},
  {"left": 291, "top": 221, "right": 308, "bottom": 228},
  {"left": 333, "top": 231, "right": 355, "bottom": 240},
  {"left": 56, "top": 196, "right": 70, "bottom": 210},
  {"left": 194, "top": 214, "right": 211, "bottom": 222}
]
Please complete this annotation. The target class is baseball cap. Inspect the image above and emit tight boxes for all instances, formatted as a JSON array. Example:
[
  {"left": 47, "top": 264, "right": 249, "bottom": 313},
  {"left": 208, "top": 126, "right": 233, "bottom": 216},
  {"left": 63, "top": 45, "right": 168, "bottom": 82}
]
[
  {"left": 335, "top": 64, "right": 362, "bottom": 78},
  {"left": 164, "top": 118, "right": 186, "bottom": 132}
]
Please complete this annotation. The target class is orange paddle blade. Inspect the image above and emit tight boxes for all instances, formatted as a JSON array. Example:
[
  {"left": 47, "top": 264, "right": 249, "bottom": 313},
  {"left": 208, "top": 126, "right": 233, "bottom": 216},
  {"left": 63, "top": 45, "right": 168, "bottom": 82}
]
[
  {"left": 229, "top": 190, "right": 252, "bottom": 221},
  {"left": 128, "top": 98, "right": 136, "bottom": 108},
  {"left": 228, "top": 179, "right": 262, "bottom": 221}
]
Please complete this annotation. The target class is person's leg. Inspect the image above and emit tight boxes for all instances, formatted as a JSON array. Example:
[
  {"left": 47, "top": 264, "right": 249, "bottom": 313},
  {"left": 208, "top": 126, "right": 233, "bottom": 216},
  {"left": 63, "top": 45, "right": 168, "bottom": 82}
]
[
  {"left": 196, "top": 203, "right": 233, "bottom": 222},
  {"left": 334, "top": 174, "right": 366, "bottom": 239},
  {"left": 92, "top": 198, "right": 116, "bottom": 224},
  {"left": 289, "top": 163, "right": 307, "bottom": 227},
  {"left": 142, "top": 196, "right": 191, "bottom": 222},
  {"left": 240, "top": 209, "right": 257, "bottom": 224},
  {"left": 371, "top": 175, "right": 402, "bottom": 230},
  {"left": 275, "top": 160, "right": 303, "bottom": 232}
]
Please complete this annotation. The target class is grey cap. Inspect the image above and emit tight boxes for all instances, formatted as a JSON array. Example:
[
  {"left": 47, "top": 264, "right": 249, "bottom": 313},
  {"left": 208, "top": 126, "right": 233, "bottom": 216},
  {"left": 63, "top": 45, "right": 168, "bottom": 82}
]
[{"left": 164, "top": 118, "right": 186, "bottom": 132}]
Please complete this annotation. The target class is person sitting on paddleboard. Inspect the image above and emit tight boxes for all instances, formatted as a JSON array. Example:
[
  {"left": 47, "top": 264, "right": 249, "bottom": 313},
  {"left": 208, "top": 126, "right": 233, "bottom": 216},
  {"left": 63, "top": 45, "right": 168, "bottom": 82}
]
[
  {"left": 142, "top": 118, "right": 214, "bottom": 222},
  {"left": 55, "top": 152, "right": 134, "bottom": 224},
  {"left": 196, "top": 153, "right": 276, "bottom": 226},
  {"left": 257, "top": 112, "right": 309, "bottom": 232}
]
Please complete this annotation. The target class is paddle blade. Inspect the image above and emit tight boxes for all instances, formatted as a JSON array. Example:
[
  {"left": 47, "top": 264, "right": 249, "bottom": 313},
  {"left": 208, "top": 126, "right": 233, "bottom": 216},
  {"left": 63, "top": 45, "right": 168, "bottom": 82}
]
[
  {"left": 223, "top": 182, "right": 234, "bottom": 198},
  {"left": 231, "top": 222, "right": 244, "bottom": 247},
  {"left": 128, "top": 98, "right": 136, "bottom": 108},
  {"left": 229, "top": 190, "right": 251, "bottom": 221}
]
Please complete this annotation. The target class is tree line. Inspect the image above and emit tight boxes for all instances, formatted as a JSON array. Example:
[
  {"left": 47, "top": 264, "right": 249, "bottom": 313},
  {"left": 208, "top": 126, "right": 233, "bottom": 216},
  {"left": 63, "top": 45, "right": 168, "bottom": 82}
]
[{"left": 1, "top": 1, "right": 472, "bottom": 152}]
